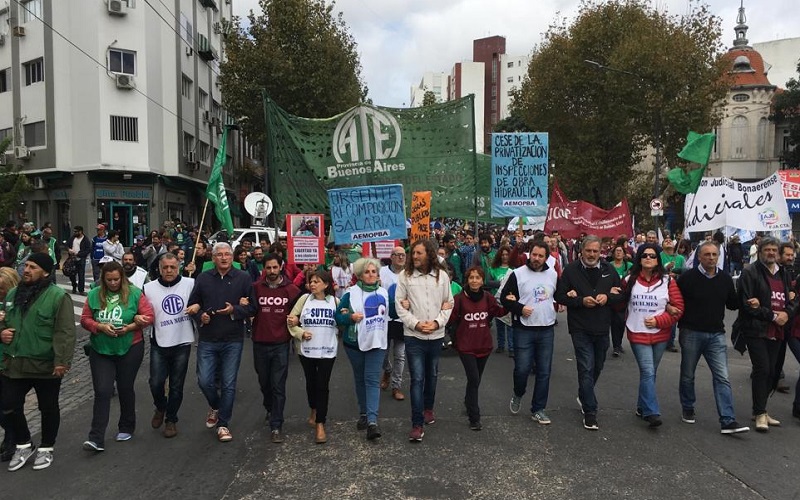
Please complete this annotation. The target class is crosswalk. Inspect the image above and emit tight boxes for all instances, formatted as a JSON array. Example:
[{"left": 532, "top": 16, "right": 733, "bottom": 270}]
[{"left": 54, "top": 268, "right": 92, "bottom": 328}]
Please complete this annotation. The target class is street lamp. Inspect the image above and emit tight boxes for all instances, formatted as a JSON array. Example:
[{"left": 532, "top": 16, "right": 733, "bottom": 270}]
[{"left": 584, "top": 60, "right": 664, "bottom": 231}]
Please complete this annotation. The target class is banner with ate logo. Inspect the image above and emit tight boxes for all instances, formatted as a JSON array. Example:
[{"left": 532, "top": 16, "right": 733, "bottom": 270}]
[
  {"left": 684, "top": 173, "right": 790, "bottom": 232},
  {"left": 327, "top": 184, "right": 406, "bottom": 244},
  {"left": 491, "top": 132, "right": 549, "bottom": 217},
  {"left": 265, "top": 96, "right": 485, "bottom": 219}
]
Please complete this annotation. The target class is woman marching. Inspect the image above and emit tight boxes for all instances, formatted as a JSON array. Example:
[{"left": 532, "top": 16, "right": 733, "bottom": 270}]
[
  {"left": 448, "top": 266, "right": 507, "bottom": 430},
  {"left": 488, "top": 245, "right": 514, "bottom": 356},
  {"left": 609, "top": 244, "right": 632, "bottom": 357},
  {"left": 336, "top": 258, "right": 390, "bottom": 441},
  {"left": 287, "top": 270, "right": 339, "bottom": 444},
  {"left": 80, "top": 261, "right": 154, "bottom": 451},
  {"left": 621, "top": 243, "right": 683, "bottom": 428}
]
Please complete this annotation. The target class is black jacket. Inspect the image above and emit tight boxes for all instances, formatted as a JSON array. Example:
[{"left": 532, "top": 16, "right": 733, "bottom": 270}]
[
  {"left": 733, "top": 261, "right": 796, "bottom": 344},
  {"left": 67, "top": 235, "right": 92, "bottom": 260},
  {"left": 554, "top": 259, "right": 623, "bottom": 335}
]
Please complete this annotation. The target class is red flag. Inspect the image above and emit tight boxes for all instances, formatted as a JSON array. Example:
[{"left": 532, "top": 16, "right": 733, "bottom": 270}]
[{"left": 544, "top": 182, "right": 633, "bottom": 239}]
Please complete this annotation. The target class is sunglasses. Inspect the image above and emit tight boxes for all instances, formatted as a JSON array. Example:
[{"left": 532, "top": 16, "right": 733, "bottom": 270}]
[{"left": 641, "top": 253, "right": 658, "bottom": 259}]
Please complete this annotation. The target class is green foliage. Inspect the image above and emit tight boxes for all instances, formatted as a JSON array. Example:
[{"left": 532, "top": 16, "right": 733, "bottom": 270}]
[
  {"left": 421, "top": 90, "right": 437, "bottom": 107},
  {"left": 771, "top": 62, "right": 800, "bottom": 169},
  {"left": 220, "top": 0, "right": 367, "bottom": 152},
  {"left": 513, "top": 0, "right": 729, "bottom": 208},
  {"left": 0, "top": 137, "right": 32, "bottom": 220},
  {"left": 494, "top": 111, "right": 531, "bottom": 133}
]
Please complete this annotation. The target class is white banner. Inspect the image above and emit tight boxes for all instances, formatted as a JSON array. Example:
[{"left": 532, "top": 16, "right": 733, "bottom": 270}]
[{"left": 684, "top": 174, "right": 791, "bottom": 232}]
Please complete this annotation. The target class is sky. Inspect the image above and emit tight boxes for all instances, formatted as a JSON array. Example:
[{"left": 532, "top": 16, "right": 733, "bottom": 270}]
[{"left": 232, "top": 0, "right": 800, "bottom": 108}]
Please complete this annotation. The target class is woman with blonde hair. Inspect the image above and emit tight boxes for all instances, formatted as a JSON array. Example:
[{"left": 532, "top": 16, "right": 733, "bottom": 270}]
[
  {"left": 336, "top": 257, "right": 390, "bottom": 440},
  {"left": 80, "top": 261, "right": 153, "bottom": 451}
]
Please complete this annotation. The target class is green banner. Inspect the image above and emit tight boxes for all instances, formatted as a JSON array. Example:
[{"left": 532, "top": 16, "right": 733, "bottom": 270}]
[
  {"left": 206, "top": 127, "right": 235, "bottom": 235},
  {"left": 266, "top": 95, "right": 498, "bottom": 222}
]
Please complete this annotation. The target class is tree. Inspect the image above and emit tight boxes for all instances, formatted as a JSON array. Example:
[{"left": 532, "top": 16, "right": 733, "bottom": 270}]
[
  {"left": 421, "top": 89, "right": 437, "bottom": 107},
  {"left": 220, "top": 0, "right": 368, "bottom": 150},
  {"left": 0, "top": 137, "right": 32, "bottom": 221},
  {"left": 494, "top": 108, "right": 531, "bottom": 133},
  {"left": 513, "top": 0, "right": 729, "bottom": 208},
  {"left": 771, "top": 63, "right": 800, "bottom": 169}
]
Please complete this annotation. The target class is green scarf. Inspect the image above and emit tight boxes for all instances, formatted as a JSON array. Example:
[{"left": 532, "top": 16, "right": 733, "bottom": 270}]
[{"left": 357, "top": 281, "right": 379, "bottom": 292}]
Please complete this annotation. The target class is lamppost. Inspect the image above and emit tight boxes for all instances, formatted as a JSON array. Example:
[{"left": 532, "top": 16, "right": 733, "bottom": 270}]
[{"left": 584, "top": 60, "right": 664, "bottom": 231}]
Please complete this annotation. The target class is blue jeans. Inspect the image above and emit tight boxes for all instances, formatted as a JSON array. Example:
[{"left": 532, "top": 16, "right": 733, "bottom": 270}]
[
  {"left": 405, "top": 336, "right": 442, "bottom": 427},
  {"left": 571, "top": 331, "right": 609, "bottom": 415},
  {"left": 496, "top": 319, "right": 514, "bottom": 351},
  {"left": 252, "top": 342, "right": 290, "bottom": 431},
  {"left": 513, "top": 326, "right": 554, "bottom": 413},
  {"left": 344, "top": 346, "right": 385, "bottom": 424},
  {"left": 149, "top": 341, "right": 191, "bottom": 423},
  {"left": 196, "top": 341, "right": 244, "bottom": 428},
  {"left": 679, "top": 329, "right": 738, "bottom": 425},
  {"left": 788, "top": 337, "right": 800, "bottom": 410},
  {"left": 630, "top": 341, "right": 668, "bottom": 417}
]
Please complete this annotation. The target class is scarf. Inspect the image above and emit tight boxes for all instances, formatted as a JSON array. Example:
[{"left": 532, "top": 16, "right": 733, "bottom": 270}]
[
  {"left": 357, "top": 281, "right": 379, "bottom": 292},
  {"left": 13, "top": 278, "right": 51, "bottom": 313},
  {"left": 466, "top": 288, "right": 484, "bottom": 302}
]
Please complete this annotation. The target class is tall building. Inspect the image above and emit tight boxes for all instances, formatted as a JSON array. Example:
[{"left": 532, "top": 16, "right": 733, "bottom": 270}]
[
  {"left": 0, "top": 0, "right": 245, "bottom": 245},
  {"left": 409, "top": 71, "right": 447, "bottom": 107},
  {"left": 410, "top": 36, "right": 529, "bottom": 155}
]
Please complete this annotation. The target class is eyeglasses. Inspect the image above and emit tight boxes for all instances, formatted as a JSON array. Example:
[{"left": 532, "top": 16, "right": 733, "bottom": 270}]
[
  {"left": 641, "top": 253, "right": 658, "bottom": 259},
  {"left": 391, "top": 253, "right": 406, "bottom": 257}
]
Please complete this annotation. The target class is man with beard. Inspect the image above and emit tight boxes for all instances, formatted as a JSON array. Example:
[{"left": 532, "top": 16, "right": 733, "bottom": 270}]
[
  {"left": 14, "top": 232, "right": 32, "bottom": 276},
  {"left": 235, "top": 253, "right": 301, "bottom": 443},
  {"left": 184, "top": 240, "right": 209, "bottom": 279},
  {"left": 0, "top": 253, "right": 76, "bottom": 471},
  {"left": 143, "top": 233, "right": 167, "bottom": 280},
  {"left": 66, "top": 226, "right": 91, "bottom": 295},
  {"left": 144, "top": 253, "right": 195, "bottom": 438},
  {"left": 471, "top": 234, "right": 497, "bottom": 277},
  {"left": 91, "top": 224, "right": 107, "bottom": 283},
  {"left": 122, "top": 252, "right": 150, "bottom": 289},
  {"left": 442, "top": 234, "right": 463, "bottom": 285}
]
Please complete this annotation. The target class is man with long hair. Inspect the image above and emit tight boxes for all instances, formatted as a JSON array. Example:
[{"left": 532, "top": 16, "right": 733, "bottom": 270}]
[{"left": 395, "top": 239, "right": 453, "bottom": 443}]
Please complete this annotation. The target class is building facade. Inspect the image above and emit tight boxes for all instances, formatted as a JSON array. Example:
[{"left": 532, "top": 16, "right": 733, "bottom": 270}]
[
  {"left": 0, "top": 0, "right": 245, "bottom": 246},
  {"left": 409, "top": 71, "right": 447, "bottom": 107}
]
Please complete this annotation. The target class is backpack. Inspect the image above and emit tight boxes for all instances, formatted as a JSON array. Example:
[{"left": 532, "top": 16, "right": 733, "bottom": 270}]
[{"left": 62, "top": 256, "right": 78, "bottom": 278}]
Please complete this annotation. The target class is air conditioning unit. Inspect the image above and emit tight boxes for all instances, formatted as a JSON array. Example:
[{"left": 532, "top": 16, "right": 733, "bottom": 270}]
[
  {"left": 108, "top": 0, "right": 128, "bottom": 16},
  {"left": 202, "top": 110, "right": 210, "bottom": 123},
  {"left": 186, "top": 151, "right": 196, "bottom": 164},
  {"left": 0, "top": 34, "right": 6, "bottom": 47},
  {"left": 115, "top": 74, "right": 135, "bottom": 89},
  {"left": 33, "top": 177, "right": 45, "bottom": 189},
  {"left": 15, "top": 146, "right": 30, "bottom": 159},
  {"left": 12, "top": 26, "right": 25, "bottom": 37},
  {"left": 185, "top": 45, "right": 193, "bottom": 57}
]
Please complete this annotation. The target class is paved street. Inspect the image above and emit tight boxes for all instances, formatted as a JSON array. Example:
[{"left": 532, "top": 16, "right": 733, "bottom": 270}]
[{"left": 3, "top": 266, "right": 800, "bottom": 499}]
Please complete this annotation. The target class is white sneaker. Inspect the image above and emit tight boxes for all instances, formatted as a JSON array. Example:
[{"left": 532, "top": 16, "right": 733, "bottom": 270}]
[
  {"left": 32, "top": 448, "right": 53, "bottom": 470},
  {"left": 8, "top": 445, "right": 36, "bottom": 472},
  {"left": 509, "top": 394, "right": 522, "bottom": 414}
]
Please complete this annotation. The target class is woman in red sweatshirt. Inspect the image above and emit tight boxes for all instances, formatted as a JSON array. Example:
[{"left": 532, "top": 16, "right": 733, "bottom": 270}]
[
  {"left": 448, "top": 266, "right": 506, "bottom": 431},
  {"left": 622, "top": 243, "right": 684, "bottom": 428}
]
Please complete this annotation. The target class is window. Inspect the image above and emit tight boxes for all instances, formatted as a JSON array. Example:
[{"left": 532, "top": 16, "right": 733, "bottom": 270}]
[
  {"left": 199, "top": 89, "right": 208, "bottom": 110},
  {"left": 0, "top": 69, "right": 8, "bottom": 93},
  {"left": 23, "top": 58, "right": 44, "bottom": 86},
  {"left": 109, "top": 49, "right": 136, "bottom": 75},
  {"left": 507, "top": 62, "right": 513, "bottom": 68},
  {"left": 730, "top": 116, "right": 748, "bottom": 159},
  {"left": 198, "top": 141, "right": 210, "bottom": 163},
  {"left": 732, "top": 93, "right": 749, "bottom": 102},
  {"left": 712, "top": 127, "right": 719, "bottom": 158},
  {"left": 110, "top": 115, "right": 138, "bottom": 142},
  {"left": 21, "top": 0, "right": 42, "bottom": 23},
  {"left": 212, "top": 100, "right": 220, "bottom": 119},
  {"left": 183, "top": 132, "right": 194, "bottom": 157},
  {"left": 0, "top": 128, "right": 11, "bottom": 142},
  {"left": 181, "top": 75, "right": 192, "bottom": 99},
  {"left": 757, "top": 118, "right": 767, "bottom": 159},
  {"left": 491, "top": 85, "right": 496, "bottom": 97},
  {"left": 180, "top": 13, "right": 193, "bottom": 45},
  {"left": 23, "top": 121, "right": 45, "bottom": 147},
  {"left": 507, "top": 76, "right": 513, "bottom": 83}
]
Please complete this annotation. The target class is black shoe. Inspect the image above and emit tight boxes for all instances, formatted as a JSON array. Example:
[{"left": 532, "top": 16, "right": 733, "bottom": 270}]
[
  {"left": 635, "top": 408, "right": 643, "bottom": 419},
  {"left": 667, "top": 344, "right": 679, "bottom": 353},
  {"left": 583, "top": 414, "right": 599, "bottom": 430},
  {"left": 681, "top": 408, "right": 696, "bottom": 424},
  {"left": 469, "top": 421, "right": 482, "bottom": 431},
  {"left": 356, "top": 414, "right": 368, "bottom": 431},
  {"left": 612, "top": 349, "right": 620, "bottom": 358},
  {"left": 0, "top": 440, "right": 13, "bottom": 463},
  {"left": 366, "top": 424, "right": 381, "bottom": 440},
  {"left": 645, "top": 415, "right": 662, "bottom": 428},
  {"left": 508, "top": 351, "right": 515, "bottom": 359},
  {"left": 720, "top": 421, "right": 749, "bottom": 434},
  {"left": 71, "top": 287, "right": 77, "bottom": 294}
]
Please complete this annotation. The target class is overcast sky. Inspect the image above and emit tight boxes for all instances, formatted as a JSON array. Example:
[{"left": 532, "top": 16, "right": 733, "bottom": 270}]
[{"left": 232, "top": 0, "right": 800, "bottom": 107}]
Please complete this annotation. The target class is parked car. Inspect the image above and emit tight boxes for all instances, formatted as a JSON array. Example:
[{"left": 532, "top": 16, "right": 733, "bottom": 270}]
[{"left": 207, "top": 227, "right": 287, "bottom": 249}]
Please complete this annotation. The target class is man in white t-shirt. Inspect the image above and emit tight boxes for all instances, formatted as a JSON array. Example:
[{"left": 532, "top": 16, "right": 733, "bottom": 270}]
[
  {"left": 143, "top": 253, "right": 196, "bottom": 438},
  {"left": 379, "top": 246, "right": 407, "bottom": 401}
]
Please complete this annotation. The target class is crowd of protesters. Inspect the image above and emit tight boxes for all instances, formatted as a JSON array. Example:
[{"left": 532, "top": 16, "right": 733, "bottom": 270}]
[{"left": 3, "top": 215, "right": 800, "bottom": 472}]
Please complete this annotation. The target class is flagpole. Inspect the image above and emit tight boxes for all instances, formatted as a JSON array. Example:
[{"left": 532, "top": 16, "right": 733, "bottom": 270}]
[{"left": 191, "top": 198, "right": 210, "bottom": 263}]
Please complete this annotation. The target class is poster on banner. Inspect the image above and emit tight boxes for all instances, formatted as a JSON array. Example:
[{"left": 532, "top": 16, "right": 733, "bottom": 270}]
[
  {"left": 543, "top": 183, "right": 633, "bottom": 239},
  {"left": 778, "top": 170, "right": 800, "bottom": 213},
  {"left": 374, "top": 240, "right": 397, "bottom": 259},
  {"left": 684, "top": 173, "right": 791, "bottom": 232},
  {"left": 328, "top": 184, "right": 406, "bottom": 244},
  {"left": 491, "top": 132, "right": 549, "bottom": 218},
  {"left": 410, "top": 191, "right": 431, "bottom": 242},
  {"left": 286, "top": 214, "right": 325, "bottom": 264}
]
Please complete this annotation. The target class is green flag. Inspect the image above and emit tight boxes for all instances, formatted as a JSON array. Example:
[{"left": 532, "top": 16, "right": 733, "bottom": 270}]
[
  {"left": 265, "top": 95, "right": 502, "bottom": 221},
  {"left": 666, "top": 166, "right": 705, "bottom": 194},
  {"left": 678, "top": 131, "right": 716, "bottom": 166},
  {"left": 206, "top": 126, "right": 235, "bottom": 235}
]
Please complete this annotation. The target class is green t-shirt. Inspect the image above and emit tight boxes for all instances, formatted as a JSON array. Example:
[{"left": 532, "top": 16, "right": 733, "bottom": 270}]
[
  {"left": 612, "top": 260, "right": 632, "bottom": 278},
  {"left": 660, "top": 252, "right": 685, "bottom": 272}
]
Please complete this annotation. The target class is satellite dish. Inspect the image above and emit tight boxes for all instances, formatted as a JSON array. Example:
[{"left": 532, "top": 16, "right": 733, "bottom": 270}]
[{"left": 244, "top": 192, "right": 273, "bottom": 217}]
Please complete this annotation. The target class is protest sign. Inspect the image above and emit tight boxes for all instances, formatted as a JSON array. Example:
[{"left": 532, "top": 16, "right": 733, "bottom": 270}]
[
  {"left": 286, "top": 214, "right": 324, "bottom": 265},
  {"left": 544, "top": 183, "right": 632, "bottom": 239},
  {"left": 684, "top": 173, "right": 791, "bottom": 232},
  {"left": 410, "top": 191, "right": 431, "bottom": 242},
  {"left": 491, "top": 132, "right": 549, "bottom": 218},
  {"left": 778, "top": 170, "right": 800, "bottom": 213},
  {"left": 328, "top": 184, "right": 406, "bottom": 244}
]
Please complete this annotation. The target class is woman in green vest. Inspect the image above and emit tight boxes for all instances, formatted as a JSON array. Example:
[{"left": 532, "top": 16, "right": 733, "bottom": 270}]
[{"left": 79, "top": 261, "right": 154, "bottom": 452}]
